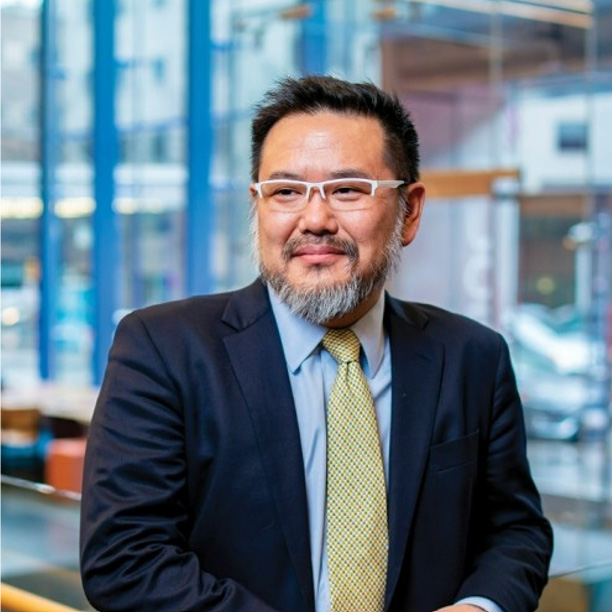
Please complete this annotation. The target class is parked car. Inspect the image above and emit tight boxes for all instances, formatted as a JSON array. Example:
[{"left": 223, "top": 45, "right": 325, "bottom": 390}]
[{"left": 505, "top": 304, "right": 610, "bottom": 442}]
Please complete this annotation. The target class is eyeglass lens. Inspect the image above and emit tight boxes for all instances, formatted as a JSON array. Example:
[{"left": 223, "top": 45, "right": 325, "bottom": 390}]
[{"left": 260, "top": 179, "right": 374, "bottom": 207}]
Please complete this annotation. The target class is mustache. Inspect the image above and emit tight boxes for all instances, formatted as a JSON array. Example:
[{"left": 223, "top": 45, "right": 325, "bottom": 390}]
[{"left": 281, "top": 236, "right": 359, "bottom": 262}]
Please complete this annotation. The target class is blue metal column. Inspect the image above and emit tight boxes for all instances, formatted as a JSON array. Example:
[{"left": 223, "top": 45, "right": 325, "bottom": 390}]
[
  {"left": 92, "top": 0, "right": 119, "bottom": 384},
  {"left": 300, "top": 0, "right": 327, "bottom": 75},
  {"left": 39, "top": 0, "right": 60, "bottom": 380},
  {"left": 186, "top": 0, "right": 214, "bottom": 296}
]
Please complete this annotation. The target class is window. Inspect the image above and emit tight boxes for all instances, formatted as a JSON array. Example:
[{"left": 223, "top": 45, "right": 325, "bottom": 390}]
[{"left": 557, "top": 121, "right": 588, "bottom": 152}]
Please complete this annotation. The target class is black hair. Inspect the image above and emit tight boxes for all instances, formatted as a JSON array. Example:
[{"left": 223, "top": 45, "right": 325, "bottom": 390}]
[{"left": 250, "top": 75, "right": 420, "bottom": 184}]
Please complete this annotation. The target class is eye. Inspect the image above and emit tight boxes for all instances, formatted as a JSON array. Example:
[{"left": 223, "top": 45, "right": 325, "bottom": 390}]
[
  {"left": 335, "top": 186, "right": 359, "bottom": 195},
  {"left": 261, "top": 182, "right": 305, "bottom": 200},
  {"left": 273, "top": 186, "right": 301, "bottom": 198},
  {"left": 330, "top": 181, "right": 371, "bottom": 200}
]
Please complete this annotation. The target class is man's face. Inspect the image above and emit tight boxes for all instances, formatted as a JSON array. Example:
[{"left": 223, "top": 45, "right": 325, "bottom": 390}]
[{"left": 251, "top": 111, "right": 424, "bottom": 326}]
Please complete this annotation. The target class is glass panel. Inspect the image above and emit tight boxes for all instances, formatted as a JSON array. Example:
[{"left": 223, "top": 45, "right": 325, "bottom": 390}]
[
  {"left": 1, "top": 2, "right": 610, "bottom": 607},
  {"left": 53, "top": 0, "right": 95, "bottom": 385},
  {"left": 115, "top": 0, "right": 186, "bottom": 310},
  {"left": 1, "top": 480, "right": 94, "bottom": 610},
  {"left": 1, "top": 0, "right": 43, "bottom": 387},
  {"left": 376, "top": 0, "right": 612, "bottom": 594}
]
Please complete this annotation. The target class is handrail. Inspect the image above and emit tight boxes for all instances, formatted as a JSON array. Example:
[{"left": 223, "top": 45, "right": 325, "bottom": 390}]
[
  {"left": 0, "top": 583, "right": 87, "bottom": 612},
  {"left": 0, "top": 475, "right": 81, "bottom": 502}
]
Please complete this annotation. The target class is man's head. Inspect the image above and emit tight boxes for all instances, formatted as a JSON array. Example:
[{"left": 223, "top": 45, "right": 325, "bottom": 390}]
[
  {"left": 250, "top": 76, "right": 426, "bottom": 327},
  {"left": 251, "top": 75, "right": 420, "bottom": 184}
]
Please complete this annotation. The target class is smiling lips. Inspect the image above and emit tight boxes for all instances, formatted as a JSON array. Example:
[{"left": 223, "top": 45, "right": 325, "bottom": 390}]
[
  {"left": 281, "top": 237, "right": 359, "bottom": 265},
  {"left": 292, "top": 244, "right": 346, "bottom": 265}
]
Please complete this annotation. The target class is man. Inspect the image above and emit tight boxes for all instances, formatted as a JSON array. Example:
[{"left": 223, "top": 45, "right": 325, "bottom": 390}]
[{"left": 80, "top": 76, "right": 553, "bottom": 612}]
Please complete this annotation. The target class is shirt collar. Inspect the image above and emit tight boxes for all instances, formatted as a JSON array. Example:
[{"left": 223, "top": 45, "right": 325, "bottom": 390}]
[{"left": 268, "top": 286, "right": 386, "bottom": 376}]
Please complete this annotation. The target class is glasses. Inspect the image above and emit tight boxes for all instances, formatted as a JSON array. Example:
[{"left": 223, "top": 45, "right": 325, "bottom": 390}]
[{"left": 252, "top": 178, "right": 406, "bottom": 212}]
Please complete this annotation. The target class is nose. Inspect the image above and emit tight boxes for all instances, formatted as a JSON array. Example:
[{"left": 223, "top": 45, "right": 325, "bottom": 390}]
[{"left": 297, "top": 186, "right": 339, "bottom": 235}]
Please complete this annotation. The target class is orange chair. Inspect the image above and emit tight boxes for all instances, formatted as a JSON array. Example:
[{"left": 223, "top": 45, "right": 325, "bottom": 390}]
[{"left": 45, "top": 438, "right": 87, "bottom": 494}]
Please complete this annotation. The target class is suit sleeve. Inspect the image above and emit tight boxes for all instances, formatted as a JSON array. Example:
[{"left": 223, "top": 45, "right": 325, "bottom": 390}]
[
  {"left": 80, "top": 312, "right": 280, "bottom": 612},
  {"left": 455, "top": 334, "right": 553, "bottom": 612}
]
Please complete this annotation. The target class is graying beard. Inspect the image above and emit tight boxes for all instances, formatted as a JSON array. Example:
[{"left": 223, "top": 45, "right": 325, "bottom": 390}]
[
  {"left": 267, "top": 269, "right": 371, "bottom": 324},
  {"left": 250, "top": 201, "right": 405, "bottom": 324}
]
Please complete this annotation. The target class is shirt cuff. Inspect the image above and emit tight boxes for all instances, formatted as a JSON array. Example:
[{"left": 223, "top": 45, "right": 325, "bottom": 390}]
[{"left": 456, "top": 596, "right": 505, "bottom": 612}]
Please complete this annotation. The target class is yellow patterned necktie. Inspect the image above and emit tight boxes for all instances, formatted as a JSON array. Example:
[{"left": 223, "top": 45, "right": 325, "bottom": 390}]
[{"left": 322, "top": 328, "right": 388, "bottom": 612}]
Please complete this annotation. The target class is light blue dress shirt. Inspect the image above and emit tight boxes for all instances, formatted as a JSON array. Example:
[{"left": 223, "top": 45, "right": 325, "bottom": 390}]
[{"left": 268, "top": 288, "right": 503, "bottom": 612}]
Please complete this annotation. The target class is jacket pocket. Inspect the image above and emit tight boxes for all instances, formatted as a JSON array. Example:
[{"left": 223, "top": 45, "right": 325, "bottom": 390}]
[{"left": 428, "top": 429, "right": 479, "bottom": 473}]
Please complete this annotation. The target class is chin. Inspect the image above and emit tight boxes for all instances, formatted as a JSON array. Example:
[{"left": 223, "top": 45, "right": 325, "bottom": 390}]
[
  {"left": 289, "top": 261, "right": 352, "bottom": 283},
  {"left": 288, "top": 273, "right": 350, "bottom": 293}
]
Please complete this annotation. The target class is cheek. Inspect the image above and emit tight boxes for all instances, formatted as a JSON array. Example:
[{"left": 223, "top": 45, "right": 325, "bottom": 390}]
[
  {"left": 257, "top": 222, "right": 295, "bottom": 269},
  {"left": 258, "top": 213, "right": 296, "bottom": 246},
  {"left": 350, "top": 217, "right": 391, "bottom": 249},
  {"left": 354, "top": 227, "right": 398, "bottom": 265}
]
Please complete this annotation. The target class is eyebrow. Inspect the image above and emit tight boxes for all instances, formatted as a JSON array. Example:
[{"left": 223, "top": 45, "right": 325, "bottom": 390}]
[
  {"left": 264, "top": 169, "right": 371, "bottom": 181},
  {"left": 265, "top": 171, "right": 303, "bottom": 181}
]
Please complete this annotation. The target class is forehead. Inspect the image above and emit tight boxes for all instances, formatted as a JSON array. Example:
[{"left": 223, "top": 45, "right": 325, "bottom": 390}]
[{"left": 258, "top": 111, "right": 389, "bottom": 178}]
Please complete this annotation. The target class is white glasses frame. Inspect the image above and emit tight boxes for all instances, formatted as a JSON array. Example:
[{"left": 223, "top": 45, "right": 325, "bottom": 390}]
[{"left": 252, "top": 177, "right": 406, "bottom": 209}]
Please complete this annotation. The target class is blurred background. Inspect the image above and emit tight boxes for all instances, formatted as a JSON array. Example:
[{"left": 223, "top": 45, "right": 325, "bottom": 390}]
[{"left": 1, "top": 0, "right": 611, "bottom": 610}]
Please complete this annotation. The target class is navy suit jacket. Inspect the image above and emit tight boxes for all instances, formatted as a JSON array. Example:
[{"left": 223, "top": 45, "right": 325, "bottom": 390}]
[{"left": 80, "top": 279, "right": 552, "bottom": 612}]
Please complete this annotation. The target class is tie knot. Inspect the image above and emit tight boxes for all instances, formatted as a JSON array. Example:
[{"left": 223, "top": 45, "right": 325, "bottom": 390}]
[{"left": 322, "top": 328, "right": 361, "bottom": 364}]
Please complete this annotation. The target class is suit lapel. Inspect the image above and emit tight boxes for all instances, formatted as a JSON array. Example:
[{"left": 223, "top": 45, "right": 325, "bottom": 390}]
[
  {"left": 222, "top": 281, "right": 315, "bottom": 611},
  {"left": 384, "top": 298, "right": 444, "bottom": 608}
]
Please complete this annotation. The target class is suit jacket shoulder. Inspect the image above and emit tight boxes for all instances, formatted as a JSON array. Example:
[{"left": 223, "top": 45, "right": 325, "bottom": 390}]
[
  {"left": 385, "top": 295, "right": 508, "bottom": 367},
  {"left": 123, "top": 279, "right": 271, "bottom": 337}
]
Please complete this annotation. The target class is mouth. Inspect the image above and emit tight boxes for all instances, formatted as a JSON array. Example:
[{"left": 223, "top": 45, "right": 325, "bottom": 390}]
[
  {"left": 283, "top": 238, "right": 357, "bottom": 266},
  {"left": 291, "top": 244, "right": 346, "bottom": 265}
]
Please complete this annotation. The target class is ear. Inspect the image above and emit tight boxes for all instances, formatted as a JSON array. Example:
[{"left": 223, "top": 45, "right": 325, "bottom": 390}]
[{"left": 400, "top": 182, "right": 426, "bottom": 246}]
